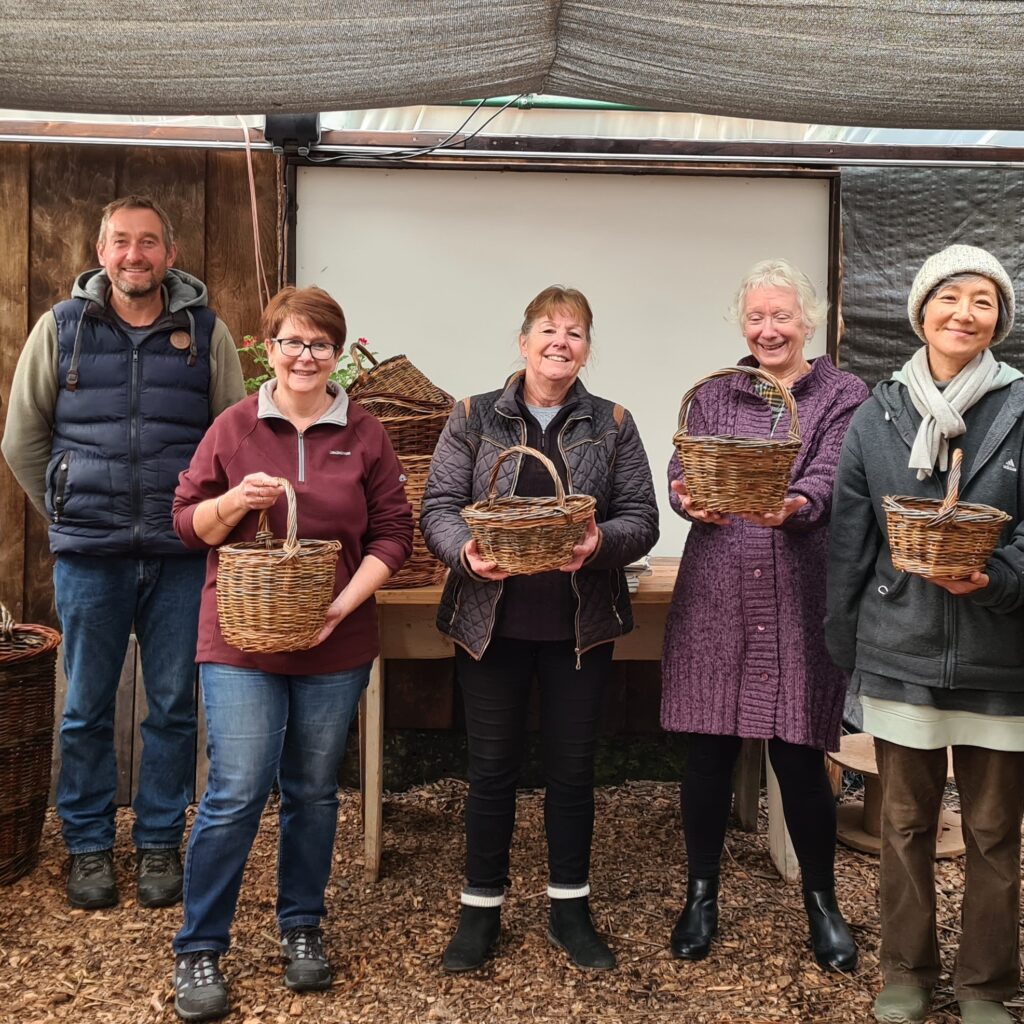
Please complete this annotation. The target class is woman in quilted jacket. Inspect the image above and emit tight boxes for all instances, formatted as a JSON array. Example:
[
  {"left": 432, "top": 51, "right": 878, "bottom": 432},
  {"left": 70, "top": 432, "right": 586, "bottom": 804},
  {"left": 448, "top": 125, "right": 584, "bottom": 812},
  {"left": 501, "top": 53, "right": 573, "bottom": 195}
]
[{"left": 421, "top": 285, "right": 659, "bottom": 972}]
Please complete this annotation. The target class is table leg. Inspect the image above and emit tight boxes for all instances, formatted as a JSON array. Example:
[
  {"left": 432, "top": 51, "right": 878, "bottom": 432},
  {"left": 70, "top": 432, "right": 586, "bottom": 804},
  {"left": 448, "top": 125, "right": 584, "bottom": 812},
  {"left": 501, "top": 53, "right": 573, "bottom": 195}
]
[
  {"left": 766, "top": 752, "right": 800, "bottom": 883},
  {"left": 732, "top": 739, "right": 762, "bottom": 832},
  {"left": 363, "top": 655, "right": 384, "bottom": 882}
]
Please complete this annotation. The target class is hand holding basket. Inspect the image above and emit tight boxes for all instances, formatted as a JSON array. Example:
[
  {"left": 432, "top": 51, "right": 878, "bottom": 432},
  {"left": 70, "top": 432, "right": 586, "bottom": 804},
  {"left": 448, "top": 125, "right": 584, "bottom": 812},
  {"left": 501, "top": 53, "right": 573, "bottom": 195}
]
[
  {"left": 216, "top": 478, "right": 342, "bottom": 653},
  {"left": 461, "top": 446, "right": 597, "bottom": 575},
  {"left": 672, "top": 365, "right": 802, "bottom": 514}
]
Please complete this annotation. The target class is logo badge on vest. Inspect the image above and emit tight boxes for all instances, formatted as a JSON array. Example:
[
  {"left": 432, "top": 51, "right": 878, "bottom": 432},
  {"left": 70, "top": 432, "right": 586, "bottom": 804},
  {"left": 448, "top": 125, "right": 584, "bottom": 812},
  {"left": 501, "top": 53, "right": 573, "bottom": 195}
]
[{"left": 169, "top": 330, "right": 191, "bottom": 351}]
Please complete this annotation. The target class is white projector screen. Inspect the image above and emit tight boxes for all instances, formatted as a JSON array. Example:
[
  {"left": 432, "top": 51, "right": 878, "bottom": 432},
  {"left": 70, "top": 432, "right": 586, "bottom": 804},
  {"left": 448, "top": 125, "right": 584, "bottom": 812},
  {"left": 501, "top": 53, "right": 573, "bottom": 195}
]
[{"left": 296, "top": 165, "right": 831, "bottom": 557}]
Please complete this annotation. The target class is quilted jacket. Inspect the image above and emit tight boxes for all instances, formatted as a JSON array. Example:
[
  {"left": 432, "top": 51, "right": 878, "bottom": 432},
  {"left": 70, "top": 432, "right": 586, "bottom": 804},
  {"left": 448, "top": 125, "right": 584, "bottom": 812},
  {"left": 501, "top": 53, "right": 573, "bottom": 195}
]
[{"left": 420, "top": 372, "right": 659, "bottom": 662}]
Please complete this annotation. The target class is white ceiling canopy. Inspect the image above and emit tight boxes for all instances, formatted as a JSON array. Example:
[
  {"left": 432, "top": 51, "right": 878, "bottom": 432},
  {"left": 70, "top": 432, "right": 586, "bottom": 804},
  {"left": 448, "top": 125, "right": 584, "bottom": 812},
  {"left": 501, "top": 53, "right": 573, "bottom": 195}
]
[{"left": 3, "top": 2, "right": 1024, "bottom": 130}]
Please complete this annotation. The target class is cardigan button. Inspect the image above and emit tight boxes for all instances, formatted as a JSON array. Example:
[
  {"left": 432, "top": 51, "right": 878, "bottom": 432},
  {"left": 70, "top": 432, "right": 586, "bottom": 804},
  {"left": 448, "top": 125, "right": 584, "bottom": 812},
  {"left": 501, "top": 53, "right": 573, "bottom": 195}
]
[
  {"left": 760, "top": 672, "right": 769, "bottom": 681},
  {"left": 753, "top": 568, "right": 763, "bottom": 579},
  {"left": 756, "top": 624, "right": 766, "bottom": 632}
]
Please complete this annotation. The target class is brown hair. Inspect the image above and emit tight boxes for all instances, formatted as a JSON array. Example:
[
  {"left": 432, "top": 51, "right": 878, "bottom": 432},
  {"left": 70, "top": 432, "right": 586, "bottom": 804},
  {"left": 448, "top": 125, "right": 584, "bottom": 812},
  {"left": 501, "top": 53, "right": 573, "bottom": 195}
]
[
  {"left": 98, "top": 195, "right": 175, "bottom": 249},
  {"left": 520, "top": 285, "right": 594, "bottom": 343},
  {"left": 260, "top": 286, "right": 348, "bottom": 347}
]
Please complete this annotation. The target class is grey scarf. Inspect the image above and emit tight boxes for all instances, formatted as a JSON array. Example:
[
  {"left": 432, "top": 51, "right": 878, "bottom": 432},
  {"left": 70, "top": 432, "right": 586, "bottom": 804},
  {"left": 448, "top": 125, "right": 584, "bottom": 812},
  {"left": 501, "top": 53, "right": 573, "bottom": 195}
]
[{"left": 892, "top": 347, "right": 1022, "bottom": 479}]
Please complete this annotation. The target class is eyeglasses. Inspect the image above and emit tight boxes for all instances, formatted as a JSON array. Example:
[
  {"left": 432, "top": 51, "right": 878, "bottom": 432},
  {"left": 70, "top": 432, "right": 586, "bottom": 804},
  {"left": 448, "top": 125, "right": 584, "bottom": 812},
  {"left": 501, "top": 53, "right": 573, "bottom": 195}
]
[{"left": 272, "top": 338, "right": 339, "bottom": 361}]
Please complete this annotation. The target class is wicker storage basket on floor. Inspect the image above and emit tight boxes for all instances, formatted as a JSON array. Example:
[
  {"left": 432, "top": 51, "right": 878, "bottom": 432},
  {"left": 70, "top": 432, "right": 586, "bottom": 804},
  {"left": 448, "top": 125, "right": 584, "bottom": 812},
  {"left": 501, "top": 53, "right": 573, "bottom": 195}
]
[
  {"left": 0, "top": 604, "right": 60, "bottom": 885},
  {"left": 461, "top": 445, "right": 597, "bottom": 575},
  {"left": 884, "top": 448, "right": 1010, "bottom": 579},
  {"left": 385, "top": 454, "right": 447, "bottom": 589},
  {"left": 348, "top": 343, "right": 453, "bottom": 415},
  {"left": 672, "top": 365, "right": 802, "bottom": 514},
  {"left": 216, "top": 479, "right": 341, "bottom": 653}
]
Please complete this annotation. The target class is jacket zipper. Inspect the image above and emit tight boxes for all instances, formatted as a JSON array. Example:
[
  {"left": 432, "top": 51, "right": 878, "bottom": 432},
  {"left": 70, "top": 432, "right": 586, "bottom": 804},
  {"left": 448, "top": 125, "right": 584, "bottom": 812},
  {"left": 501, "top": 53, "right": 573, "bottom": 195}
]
[
  {"left": 297, "top": 431, "right": 306, "bottom": 483},
  {"left": 942, "top": 592, "right": 957, "bottom": 687},
  {"left": 129, "top": 347, "right": 142, "bottom": 551},
  {"left": 559, "top": 413, "right": 594, "bottom": 669}
]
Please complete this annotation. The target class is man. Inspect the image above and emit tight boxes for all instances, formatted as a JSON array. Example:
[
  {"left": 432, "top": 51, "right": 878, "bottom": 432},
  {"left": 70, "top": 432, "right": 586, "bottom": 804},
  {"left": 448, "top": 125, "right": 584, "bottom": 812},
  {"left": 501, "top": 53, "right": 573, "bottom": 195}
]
[{"left": 2, "top": 196, "right": 245, "bottom": 910}]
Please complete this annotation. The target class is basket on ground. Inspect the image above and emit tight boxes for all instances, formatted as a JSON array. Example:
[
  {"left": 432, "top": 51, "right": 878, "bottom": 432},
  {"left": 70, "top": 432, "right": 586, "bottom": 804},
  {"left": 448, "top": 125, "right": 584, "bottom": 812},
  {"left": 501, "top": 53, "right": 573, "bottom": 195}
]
[
  {"left": 672, "top": 365, "right": 802, "bottom": 514},
  {"left": 884, "top": 448, "right": 1010, "bottom": 579},
  {"left": 461, "top": 445, "right": 596, "bottom": 575},
  {"left": 347, "top": 343, "right": 453, "bottom": 414},
  {"left": 216, "top": 479, "right": 341, "bottom": 653},
  {"left": 0, "top": 604, "right": 60, "bottom": 884}
]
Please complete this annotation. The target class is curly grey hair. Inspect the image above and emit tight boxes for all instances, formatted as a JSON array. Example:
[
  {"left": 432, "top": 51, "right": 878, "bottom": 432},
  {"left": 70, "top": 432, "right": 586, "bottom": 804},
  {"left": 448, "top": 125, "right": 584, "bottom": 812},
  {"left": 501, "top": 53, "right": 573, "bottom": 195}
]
[{"left": 729, "top": 258, "right": 827, "bottom": 339}]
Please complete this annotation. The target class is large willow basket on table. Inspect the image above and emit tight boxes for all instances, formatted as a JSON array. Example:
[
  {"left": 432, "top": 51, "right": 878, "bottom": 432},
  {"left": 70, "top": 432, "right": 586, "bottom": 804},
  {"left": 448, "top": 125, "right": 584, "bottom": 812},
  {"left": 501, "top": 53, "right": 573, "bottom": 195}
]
[
  {"left": 461, "top": 445, "right": 597, "bottom": 575},
  {"left": 0, "top": 604, "right": 60, "bottom": 884},
  {"left": 216, "top": 479, "right": 341, "bottom": 653},
  {"left": 385, "top": 454, "right": 447, "bottom": 588},
  {"left": 348, "top": 343, "right": 453, "bottom": 416},
  {"left": 672, "top": 365, "right": 802, "bottom": 513},
  {"left": 356, "top": 394, "right": 451, "bottom": 456},
  {"left": 884, "top": 448, "right": 1010, "bottom": 579}
]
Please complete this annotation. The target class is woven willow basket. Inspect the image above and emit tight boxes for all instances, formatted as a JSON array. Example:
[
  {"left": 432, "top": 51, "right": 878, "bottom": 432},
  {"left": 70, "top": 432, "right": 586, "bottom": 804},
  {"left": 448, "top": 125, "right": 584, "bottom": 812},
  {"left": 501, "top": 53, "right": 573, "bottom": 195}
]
[
  {"left": 884, "top": 448, "right": 1010, "bottom": 579},
  {"left": 216, "top": 479, "right": 341, "bottom": 653},
  {"left": 357, "top": 394, "right": 451, "bottom": 456},
  {"left": 461, "top": 445, "right": 597, "bottom": 575},
  {"left": 0, "top": 604, "right": 59, "bottom": 885},
  {"left": 385, "top": 454, "right": 447, "bottom": 589},
  {"left": 673, "top": 365, "right": 802, "bottom": 513},
  {"left": 348, "top": 343, "right": 453, "bottom": 415}
]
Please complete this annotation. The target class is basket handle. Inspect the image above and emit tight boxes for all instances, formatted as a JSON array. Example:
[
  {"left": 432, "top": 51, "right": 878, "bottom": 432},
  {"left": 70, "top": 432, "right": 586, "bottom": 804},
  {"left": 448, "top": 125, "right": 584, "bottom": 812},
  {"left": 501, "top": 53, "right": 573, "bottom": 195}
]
[
  {"left": 676, "top": 365, "right": 801, "bottom": 444},
  {"left": 486, "top": 445, "right": 568, "bottom": 510},
  {"left": 0, "top": 603, "right": 13, "bottom": 641},
  {"left": 926, "top": 448, "right": 963, "bottom": 528},
  {"left": 349, "top": 342, "right": 379, "bottom": 376},
  {"left": 254, "top": 478, "right": 302, "bottom": 560}
]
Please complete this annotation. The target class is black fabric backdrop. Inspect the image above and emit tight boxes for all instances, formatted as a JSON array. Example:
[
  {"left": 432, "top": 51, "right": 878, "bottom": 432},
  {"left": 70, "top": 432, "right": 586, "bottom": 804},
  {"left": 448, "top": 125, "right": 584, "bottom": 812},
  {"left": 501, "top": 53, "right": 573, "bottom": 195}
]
[{"left": 839, "top": 167, "right": 1024, "bottom": 389}]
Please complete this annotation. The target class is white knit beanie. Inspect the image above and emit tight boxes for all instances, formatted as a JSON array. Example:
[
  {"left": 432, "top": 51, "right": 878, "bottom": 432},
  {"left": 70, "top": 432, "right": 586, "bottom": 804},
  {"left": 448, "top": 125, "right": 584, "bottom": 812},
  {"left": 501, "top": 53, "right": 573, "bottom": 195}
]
[{"left": 907, "top": 244, "right": 1015, "bottom": 346}]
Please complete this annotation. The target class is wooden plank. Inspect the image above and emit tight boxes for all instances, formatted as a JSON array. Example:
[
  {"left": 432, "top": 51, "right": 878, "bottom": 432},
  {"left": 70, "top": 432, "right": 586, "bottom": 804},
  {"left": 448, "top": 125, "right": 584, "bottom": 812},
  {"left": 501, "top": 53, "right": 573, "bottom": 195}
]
[
  {"left": 732, "top": 738, "right": 762, "bottom": 832},
  {"left": 129, "top": 642, "right": 148, "bottom": 802},
  {"left": 363, "top": 656, "right": 385, "bottom": 881},
  {"left": 204, "top": 149, "right": 280, "bottom": 345},
  {"left": 48, "top": 654, "right": 67, "bottom": 804},
  {"left": 113, "top": 638, "right": 138, "bottom": 806},
  {"left": 766, "top": 753, "right": 800, "bottom": 884},
  {"left": 117, "top": 147, "right": 206, "bottom": 281},
  {"left": 0, "top": 143, "right": 30, "bottom": 619},
  {"left": 194, "top": 674, "right": 209, "bottom": 800}
]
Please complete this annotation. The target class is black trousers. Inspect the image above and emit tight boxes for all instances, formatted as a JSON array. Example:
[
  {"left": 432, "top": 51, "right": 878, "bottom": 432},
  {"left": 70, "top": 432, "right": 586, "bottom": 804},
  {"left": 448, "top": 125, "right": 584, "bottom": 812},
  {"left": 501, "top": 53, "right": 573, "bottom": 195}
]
[
  {"left": 455, "top": 637, "right": 612, "bottom": 891},
  {"left": 682, "top": 733, "right": 837, "bottom": 891}
]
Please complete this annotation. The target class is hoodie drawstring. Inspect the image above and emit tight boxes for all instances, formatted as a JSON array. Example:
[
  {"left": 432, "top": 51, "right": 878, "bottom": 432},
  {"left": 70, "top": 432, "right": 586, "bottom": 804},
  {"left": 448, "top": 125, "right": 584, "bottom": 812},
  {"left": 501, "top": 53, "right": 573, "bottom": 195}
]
[{"left": 65, "top": 306, "right": 90, "bottom": 391}]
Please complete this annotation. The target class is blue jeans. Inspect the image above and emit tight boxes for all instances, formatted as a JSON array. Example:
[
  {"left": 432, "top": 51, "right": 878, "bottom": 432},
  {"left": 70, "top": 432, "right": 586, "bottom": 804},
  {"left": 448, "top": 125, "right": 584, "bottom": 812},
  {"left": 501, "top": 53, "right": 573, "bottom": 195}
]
[
  {"left": 54, "top": 553, "right": 205, "bottom": 853},
  {"left": 174, "top": 662, "right": 369, "bottom": 954}
]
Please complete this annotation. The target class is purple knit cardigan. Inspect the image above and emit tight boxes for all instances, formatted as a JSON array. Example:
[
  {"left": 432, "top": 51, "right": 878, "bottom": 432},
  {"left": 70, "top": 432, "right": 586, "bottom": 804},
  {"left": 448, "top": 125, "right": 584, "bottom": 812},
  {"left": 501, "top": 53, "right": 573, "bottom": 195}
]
[{"left": 660, "top": 356, "right": 868, "bottom": 752}]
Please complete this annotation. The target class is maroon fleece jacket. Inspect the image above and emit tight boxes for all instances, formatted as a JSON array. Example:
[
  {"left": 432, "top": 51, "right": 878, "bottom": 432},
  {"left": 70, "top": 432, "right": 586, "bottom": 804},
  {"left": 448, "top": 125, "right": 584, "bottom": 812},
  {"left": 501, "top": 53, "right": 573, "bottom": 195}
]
[{"left": 173, "top": 389, "right": 413, "bottom": 675}]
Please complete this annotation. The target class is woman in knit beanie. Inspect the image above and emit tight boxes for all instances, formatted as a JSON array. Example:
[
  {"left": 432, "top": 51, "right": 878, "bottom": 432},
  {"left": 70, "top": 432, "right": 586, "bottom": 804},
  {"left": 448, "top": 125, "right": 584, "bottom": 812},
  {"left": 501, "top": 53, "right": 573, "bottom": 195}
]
[{"left": 826, "top": 244, "right": 1024, "bottom": 1024}]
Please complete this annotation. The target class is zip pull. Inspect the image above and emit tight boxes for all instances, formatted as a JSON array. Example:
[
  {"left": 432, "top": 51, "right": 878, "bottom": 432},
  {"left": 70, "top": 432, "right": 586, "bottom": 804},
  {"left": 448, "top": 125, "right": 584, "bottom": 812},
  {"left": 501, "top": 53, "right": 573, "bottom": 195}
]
[{"left": 574, "top": 648, "right": 582, "bottom": 670}]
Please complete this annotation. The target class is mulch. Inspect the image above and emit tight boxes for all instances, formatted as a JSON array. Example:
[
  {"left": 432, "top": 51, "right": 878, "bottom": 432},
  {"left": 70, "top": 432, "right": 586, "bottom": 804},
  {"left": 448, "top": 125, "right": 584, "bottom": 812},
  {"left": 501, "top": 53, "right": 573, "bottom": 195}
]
[{"left": 0, "top": 781, "right": 1019, "bottom": 1024}]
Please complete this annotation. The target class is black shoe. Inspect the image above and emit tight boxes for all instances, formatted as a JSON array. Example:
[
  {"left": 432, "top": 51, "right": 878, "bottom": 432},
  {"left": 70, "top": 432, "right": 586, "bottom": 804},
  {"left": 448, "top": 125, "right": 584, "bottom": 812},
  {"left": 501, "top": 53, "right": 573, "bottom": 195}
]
[
  {"left": 804, "top": 888, "right": 858, "bottom": 972},
  {"left": 442, "top": 905, "right": 501, "bottom": 972},
  {"left": 281, "top": 926, "right": 332, "bottom": 992},
  {"left": 670, "top": 876, "right": 719, "bottom": 961},
  {"left": 548, "top": 897, "right": 616, "bottom": 970},
  {"left": 67, "top": 850, "right": 118, "bottom": 909},
  {"left": 174, "top": 951, "right": 229, "bottom": 1022},
  {"left": 137, "top": 848, "right": 183, "bottom": 908}
]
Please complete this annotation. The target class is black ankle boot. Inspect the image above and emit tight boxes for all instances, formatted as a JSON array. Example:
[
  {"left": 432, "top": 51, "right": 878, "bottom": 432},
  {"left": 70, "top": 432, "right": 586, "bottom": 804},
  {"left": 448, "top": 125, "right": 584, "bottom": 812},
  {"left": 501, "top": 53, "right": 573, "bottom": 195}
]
[
  {"left": 670, "top": 876, "right": 719, "bottom": 960},
  {"left": 442, "top": 904, "right": 501, "bottom": 972},
  {"left": 548, "top": 897, "right": 616, "bottom": 970},
  {"left": 803, "top": 887, "right": 858, "bottom": 972}
]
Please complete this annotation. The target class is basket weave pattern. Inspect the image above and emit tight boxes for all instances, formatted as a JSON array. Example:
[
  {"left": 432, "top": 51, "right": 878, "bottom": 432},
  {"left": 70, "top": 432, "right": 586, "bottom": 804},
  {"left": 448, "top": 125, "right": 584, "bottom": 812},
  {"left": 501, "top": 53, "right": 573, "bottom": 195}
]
[
  {"left": 461, "top": 445, "right": 596, "bottom": 575},
  {"left": 884, "top": 448, "right": 1010, "bottom": 579},
  {"left": 0, "top": 605, "right": 59, "bottom": 885},
  {"left": 385, "top": 455, "right": 447, "bottom": 589},
  {"left": 216, "top": 479, "right": 341, "bottom": 653},
  {"left": 673, "top": 365, "right": 802, "bottom": 514}
]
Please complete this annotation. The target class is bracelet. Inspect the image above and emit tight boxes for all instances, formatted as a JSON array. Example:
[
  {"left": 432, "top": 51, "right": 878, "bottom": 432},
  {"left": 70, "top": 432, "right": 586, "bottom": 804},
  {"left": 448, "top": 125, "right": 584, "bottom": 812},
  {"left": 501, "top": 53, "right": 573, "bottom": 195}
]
[{"left": 214, "top": 495, "right": 232, "bottom": 528}]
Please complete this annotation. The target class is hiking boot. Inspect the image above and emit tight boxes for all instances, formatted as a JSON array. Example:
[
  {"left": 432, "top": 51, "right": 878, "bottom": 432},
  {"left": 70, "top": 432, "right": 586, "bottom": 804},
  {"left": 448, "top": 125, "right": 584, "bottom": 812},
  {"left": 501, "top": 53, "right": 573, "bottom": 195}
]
[
  {"left": 173, "top": 951, "right": 228, "bottom": 1022},
  {"left": 67, "top": 850, "right": 118, "bottom": 909},
  {"left": 137, "top": 848, "right": 183, "bottom": 908},
  {"left": 281, "top": 926, "right": 332, "bottom": 992},
  {"left": 442, "top": 904, "right": 501, "bottom": 972},
  {"left": 548, "top": 896, "right": 616, "bottom": 970}
]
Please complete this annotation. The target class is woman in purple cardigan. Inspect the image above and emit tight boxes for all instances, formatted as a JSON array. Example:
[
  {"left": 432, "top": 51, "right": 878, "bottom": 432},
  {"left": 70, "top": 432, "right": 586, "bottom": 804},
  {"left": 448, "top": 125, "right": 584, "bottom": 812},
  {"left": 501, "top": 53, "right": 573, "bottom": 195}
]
[{"left": 661, "top": 259, "right": 868, "bottom": 971}]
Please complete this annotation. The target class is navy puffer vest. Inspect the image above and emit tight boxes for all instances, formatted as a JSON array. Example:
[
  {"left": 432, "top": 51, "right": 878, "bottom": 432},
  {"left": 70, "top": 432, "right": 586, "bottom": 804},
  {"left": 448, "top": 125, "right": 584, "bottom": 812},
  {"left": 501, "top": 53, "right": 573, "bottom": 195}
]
[{"left": 48, "top": 297, "right": 214, "bottom": 555}]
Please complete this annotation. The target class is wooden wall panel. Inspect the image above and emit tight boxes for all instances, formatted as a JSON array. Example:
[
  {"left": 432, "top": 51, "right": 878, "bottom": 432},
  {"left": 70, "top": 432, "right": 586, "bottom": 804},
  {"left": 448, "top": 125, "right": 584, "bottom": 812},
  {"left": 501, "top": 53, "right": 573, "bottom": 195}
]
[{"left": 0, "top": 144, "right": 30, "bottom": 619}]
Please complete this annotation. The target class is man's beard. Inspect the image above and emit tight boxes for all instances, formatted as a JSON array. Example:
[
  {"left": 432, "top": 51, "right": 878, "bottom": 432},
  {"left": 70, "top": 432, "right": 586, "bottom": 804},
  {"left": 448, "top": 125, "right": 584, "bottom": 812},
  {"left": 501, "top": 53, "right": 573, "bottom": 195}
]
[{"left": 111, "top": 267, "right": 162, "bottom": 298}]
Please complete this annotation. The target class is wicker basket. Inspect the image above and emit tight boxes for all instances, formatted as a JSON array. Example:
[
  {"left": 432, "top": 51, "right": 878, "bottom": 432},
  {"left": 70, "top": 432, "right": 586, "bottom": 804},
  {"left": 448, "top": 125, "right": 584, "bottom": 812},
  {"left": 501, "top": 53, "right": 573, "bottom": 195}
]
[
  {"left": 348, "top": 343, "right": 453, "bottom": 414},
  {"left": 216, "top": 479, "right": 342, "bottom": 653},
  {"left": 673, "top": 365, "right": 802, "bottom": 513},
  {"left": 385, "top": 454, "right": 447, "bottom": 589},
  {"left": 0, "top": 604, "right": 60, "bottom": 885},
  {"left": 884, "top": 448, "right": 1010, "bottom": 579},
  {"left": 357, "top": 395, "right": 451, "bottom": 457},
  {"left": 461, "top": 445, "right": 597, "bottom": 575}
]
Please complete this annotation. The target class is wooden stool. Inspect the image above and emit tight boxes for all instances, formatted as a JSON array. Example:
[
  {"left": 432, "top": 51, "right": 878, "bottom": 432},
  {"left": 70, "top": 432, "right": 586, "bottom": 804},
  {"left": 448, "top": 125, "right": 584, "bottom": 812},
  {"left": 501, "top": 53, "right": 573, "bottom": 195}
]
[{"left": 828, "top": 733, "right": 965, "bottom": 859}]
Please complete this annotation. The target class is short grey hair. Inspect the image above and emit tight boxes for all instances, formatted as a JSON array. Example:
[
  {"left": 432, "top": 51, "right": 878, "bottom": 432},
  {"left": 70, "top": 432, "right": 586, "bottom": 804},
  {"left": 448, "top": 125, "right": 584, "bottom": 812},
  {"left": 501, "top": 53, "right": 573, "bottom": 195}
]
[
  {"left": 97, "top": 195, "right": 175, "bottom": 250},
  {"left": 730, "top": 258, "right": 828, "bottom": 339}
]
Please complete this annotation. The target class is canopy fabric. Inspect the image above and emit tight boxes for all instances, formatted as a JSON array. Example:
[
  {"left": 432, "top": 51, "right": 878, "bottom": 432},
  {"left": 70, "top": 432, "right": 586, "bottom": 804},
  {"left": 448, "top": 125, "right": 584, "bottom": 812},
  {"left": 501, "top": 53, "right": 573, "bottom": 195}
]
[{"left": 2, "top": 2, "right": 1023, "bottom": 129}]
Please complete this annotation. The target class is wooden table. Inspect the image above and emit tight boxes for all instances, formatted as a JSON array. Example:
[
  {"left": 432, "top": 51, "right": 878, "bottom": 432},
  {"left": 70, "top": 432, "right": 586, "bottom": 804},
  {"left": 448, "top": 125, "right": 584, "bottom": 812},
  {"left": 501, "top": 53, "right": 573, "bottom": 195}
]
[{"left": 358, "top": 558, "right": 778, "bottom": 881}]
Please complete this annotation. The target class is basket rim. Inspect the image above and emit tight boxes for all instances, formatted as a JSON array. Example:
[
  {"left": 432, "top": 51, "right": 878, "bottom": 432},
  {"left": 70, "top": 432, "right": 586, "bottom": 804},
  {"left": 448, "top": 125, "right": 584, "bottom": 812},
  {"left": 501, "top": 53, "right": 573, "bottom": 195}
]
[
  {"left": 0, "top": 624, "right": 62, "bottom": 665},
  {"left": 219, "top": 537, "right": 343, "bottom": 556},
  {"left": 882, "top": 494, "right": 1010, "bottom": 524}
]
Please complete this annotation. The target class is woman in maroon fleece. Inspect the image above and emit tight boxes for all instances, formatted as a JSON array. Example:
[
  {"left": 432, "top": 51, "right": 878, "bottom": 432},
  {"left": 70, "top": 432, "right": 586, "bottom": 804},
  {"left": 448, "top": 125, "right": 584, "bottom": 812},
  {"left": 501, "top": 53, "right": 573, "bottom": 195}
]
[{"left": 168, "top": 287, "right": 412, "bottom": 1023}]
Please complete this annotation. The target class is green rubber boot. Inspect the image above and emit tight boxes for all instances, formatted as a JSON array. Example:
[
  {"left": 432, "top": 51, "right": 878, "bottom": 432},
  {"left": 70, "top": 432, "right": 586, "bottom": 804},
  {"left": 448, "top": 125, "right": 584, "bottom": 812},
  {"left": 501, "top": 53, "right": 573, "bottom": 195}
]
[
  {"left": 959, "top": 1001, "right": 1013, "bottom": 1024},
  {"left": 873, "top": 984, "right": 930, "bottom": 1024}
]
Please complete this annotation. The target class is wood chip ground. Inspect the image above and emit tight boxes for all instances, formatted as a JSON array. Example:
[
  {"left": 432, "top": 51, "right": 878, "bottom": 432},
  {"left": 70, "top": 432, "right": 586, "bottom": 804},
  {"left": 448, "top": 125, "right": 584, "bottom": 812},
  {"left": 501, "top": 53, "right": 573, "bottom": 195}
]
[{"left": 1, "top": 781, "right": 1020, "bottom": 1023}]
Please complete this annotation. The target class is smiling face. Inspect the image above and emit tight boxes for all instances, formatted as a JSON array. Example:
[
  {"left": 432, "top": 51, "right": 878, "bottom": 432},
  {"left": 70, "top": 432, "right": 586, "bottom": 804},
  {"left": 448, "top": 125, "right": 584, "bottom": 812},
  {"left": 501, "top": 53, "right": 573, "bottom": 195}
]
[
  {"left": 742, "top": 286, "right": 809, "bottom": 383},
  {"left": 97, "top": 207, "right": 176, "bottom": 300},
  {"left": 518, "top": 308, "right": 589, "bottom": 398},
  {"left": 921, "top": 275, "right": 999, "bottom": 380},
  {"left": 265, "top": 315, "right": 339, "bottom": 402}
]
